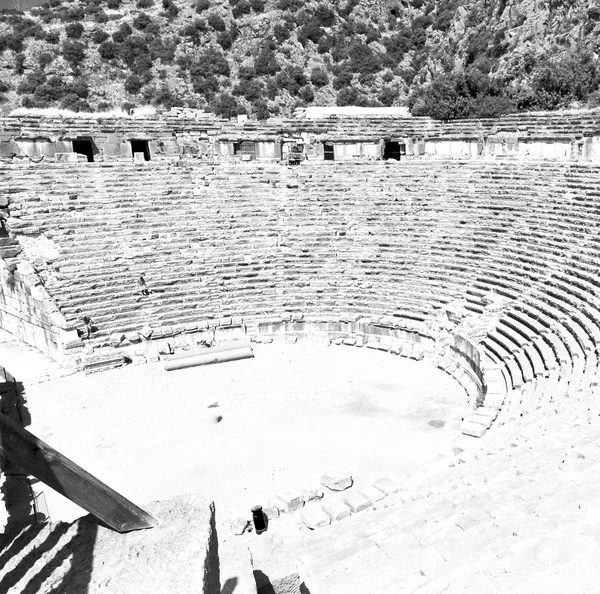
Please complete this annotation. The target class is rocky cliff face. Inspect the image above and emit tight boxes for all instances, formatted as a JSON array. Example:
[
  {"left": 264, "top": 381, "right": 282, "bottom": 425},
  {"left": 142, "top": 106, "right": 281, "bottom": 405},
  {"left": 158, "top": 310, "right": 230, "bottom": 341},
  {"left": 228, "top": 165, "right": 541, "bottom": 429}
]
[{"left": 0, "top": 0, "right": 597, "bottom": 117}]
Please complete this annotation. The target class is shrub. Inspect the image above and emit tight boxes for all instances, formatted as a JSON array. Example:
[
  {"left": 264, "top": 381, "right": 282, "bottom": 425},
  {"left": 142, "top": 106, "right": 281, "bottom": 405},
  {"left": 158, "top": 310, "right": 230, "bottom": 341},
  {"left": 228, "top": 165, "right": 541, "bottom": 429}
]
[
  {"left": 65, "top": 22, "right": 84, "bottom": 39},
  {"left": 276, "top": 0, "right": 302, "bottom": 11},
  {"left": 298, "top": 19, "right": 323, "bottom": 46},
  {"left": 95, "top": 10, "right": 108, "bottom": 23},
  {"left": 45, "top": 30, "right": 60, "bottom": 44},
  {"left": 233, "top": 78, "right": 262, "bottom": 101},
  {"left": 14, "top": 53, "right": 26, "bottom": 75},
  {"left": 62, "top": 41, "right": 86, "bottom": 66},
  {"left": 125, "top": 73, "right": 143, "bottom": 94},
  {"left": 333, "top": 70, "right": 352, "bottom": 90},
  {"left": 254, "top": 46, "right": 279, "bottom": 76},
  {"left": 192, "top": 75, "right": 219, "bottom": 98},
  {"left": 253, "top": 100, "right": 270, "bottom": 119},
  {"left": 313, "top": 4, "right": 335, "bottom": 26},
  {"left": 298, "top": 85, "right": 314, "bottom": 103},
  {"left": 92, "top": 29, "right": 109, "bottom": 43},
  {"left": 310, "top": 68, "right": 328, "bottom": 87},
  {"left": 250, "top": 0, "right": 265, "bottom": 13},
  {"left": 273, "top": 23, "right": 290, "bottom": 42},
  {"left": 196, "top": 0, "right": 209, "bottom": 11},
  {"left": 64, "top": 6, "right": 84, "bottom": 21},
  {"left": 211, "top": 92, "right": 245, "bottom": 118},
  {"left": 378, "top": 85, "right": 398, "bottom": 106},
  {"left": 0, "top": 80, "right": 10, "bottom": 93},
  {"left": 232, "top": 0, "right": 251, "bottom": 18},
  {"left": 207, "top": 13, "right": 226, "bottom": 31},
  {"left": 192, "top": 49, "right": 230, "bottom": 77},
  {"left": 347, "top": 43, "right": 382, "bottom": 75},
  {"left": 336, "top": 86, "right": 360, "bottom": 106},
  {"left": 137, "top": 0, "right": 154, "bottom": 6},
  {"left": 132, "top": 13, "right": 151, "bottom": 30},
  {"left": 275, "top": 66, "right": 306, "bottom": 94},
  {"left": 162, "top": 0, "right": 179, "bottom": 18},
  {"left": 98, "top": 41, "right": 117, "bottom": 60},
  {"left": 106, "top": 0, "right": 121, "bottom": 8},
  {"left": 61, "top": 94, "right": 91, "bottom": 112},
  {"left": 112, "top": 22, "right": 132, "bottom": 42}
]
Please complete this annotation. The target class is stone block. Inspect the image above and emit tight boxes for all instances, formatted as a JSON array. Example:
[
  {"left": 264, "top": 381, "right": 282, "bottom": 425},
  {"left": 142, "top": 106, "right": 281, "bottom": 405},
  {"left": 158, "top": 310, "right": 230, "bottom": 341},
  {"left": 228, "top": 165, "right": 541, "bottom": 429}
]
[
  {"left": 302, "top": 486, "right": 324, "bottom": 502},
  {"left": 373, "top": 477, "right": 400, "bottom": 496},
  {"left": 360, "top": 484, "right": 386, "bottom": 504},
  {"left": 139, "top": 325, "right": 153, "bottom": 339},
  {"left": 321, "top": 498, "right": 351, "bottom": 521},
  {"left": 461, "top": 419, "right": 488, "bottom": 437},
  {"left": 55, "top": 152, "right": 79, "bottom": 163},
  {"left": 321, "top": 470, "right": 353, "bottom": 491},
  {"left": 126, "top": 331, "right": 140, "bottom": 343},
  {"left": 276, "top": 490, "right": 304, "bottom": 513},
  {"left": 342, "top": 490, "right": 372, "bottom": 513},
  {"left": 263, "top": 501, "right": 280, "bottom": 521},
  {"left": 156, "top": 341, "right": 172, "bottom": 356},
  {"left": 300, "top": 503, "right": 331, "bottom": 530},
  {"left": 109, "top": 332, "right": 125, "bottom": 347}
]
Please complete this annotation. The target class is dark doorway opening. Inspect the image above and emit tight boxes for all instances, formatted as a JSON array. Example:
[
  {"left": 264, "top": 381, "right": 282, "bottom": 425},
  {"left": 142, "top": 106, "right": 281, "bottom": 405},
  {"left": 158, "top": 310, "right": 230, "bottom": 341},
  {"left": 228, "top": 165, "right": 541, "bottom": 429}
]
[
  {"left": 324, "top": 143, "right": 334, "bottom": 161},
  {"left": 73, "top": 139, "right": 94, "bottom": 162},
  {"left": 233, "top": 141, "right": 256, "bottom": 159},
  {"left": 384, "top": 141, "right": 406, "bottom": 161},
  {"left": 131, "top": 139, "right": 150, "bottom": 161}
]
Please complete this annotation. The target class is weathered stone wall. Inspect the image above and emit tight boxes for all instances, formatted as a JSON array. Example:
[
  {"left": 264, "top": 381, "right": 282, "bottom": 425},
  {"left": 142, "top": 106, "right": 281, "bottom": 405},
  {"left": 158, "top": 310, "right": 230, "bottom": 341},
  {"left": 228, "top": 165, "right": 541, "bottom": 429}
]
[{"left": 4, "top": 109, "right": 600, "bottom": 164}]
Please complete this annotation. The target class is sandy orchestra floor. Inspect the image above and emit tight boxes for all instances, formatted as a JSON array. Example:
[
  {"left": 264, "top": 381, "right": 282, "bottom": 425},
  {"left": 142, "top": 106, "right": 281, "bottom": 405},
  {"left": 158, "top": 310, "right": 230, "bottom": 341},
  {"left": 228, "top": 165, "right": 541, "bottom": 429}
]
[{"left": 22, "top": 342, "right": 468, "bottom": 524}]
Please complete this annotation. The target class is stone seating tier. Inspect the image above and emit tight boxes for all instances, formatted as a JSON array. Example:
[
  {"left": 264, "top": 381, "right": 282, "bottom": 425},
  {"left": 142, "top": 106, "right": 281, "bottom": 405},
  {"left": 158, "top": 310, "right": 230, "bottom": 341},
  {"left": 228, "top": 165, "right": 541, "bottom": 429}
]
[{"left": 5, "top": 159, "right": 600, "bottom": 428}]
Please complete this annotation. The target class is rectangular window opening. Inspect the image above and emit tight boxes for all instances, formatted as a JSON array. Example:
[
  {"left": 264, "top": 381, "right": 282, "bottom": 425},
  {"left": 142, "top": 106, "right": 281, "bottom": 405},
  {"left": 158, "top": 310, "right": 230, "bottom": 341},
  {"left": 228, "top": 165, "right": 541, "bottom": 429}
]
[
  {"left": 131, "top": 139, "right": 150, "bottom": 161},
  {"left": 324, "top": 143, "right": 334, "bottom": 161},
  {"left": 72, "top": 139, "right": 95, "bottom": 162}
]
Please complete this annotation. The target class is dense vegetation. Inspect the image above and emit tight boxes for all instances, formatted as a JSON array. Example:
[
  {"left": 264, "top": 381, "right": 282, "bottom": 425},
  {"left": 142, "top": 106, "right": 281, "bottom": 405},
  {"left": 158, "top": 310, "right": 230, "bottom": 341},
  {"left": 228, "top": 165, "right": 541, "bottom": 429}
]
[{"left": 0, "top": 0, "right": 599, "bottom": 119}]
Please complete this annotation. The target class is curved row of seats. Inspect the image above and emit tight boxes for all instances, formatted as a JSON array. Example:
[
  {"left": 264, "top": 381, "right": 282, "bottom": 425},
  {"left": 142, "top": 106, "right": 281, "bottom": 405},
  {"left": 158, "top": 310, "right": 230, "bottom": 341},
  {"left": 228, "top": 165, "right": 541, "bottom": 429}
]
[{"left": 4, "top": 159, "right": 600, "bottom": 427}]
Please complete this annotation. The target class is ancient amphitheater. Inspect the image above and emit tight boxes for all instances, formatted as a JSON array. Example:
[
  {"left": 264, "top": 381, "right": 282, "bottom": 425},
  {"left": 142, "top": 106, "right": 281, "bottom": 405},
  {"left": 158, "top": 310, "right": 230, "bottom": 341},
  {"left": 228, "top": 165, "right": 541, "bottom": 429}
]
[{"left": 2, "top": 108, "right": 600, "bottom": 593}]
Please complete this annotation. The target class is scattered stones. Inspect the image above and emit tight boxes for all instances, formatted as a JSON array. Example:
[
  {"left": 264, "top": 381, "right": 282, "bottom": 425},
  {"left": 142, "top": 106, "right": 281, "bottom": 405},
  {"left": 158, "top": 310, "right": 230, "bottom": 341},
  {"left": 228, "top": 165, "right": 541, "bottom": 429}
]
[
  {"left": 300, "top": 503, "right": 331, "bottom": 530},
  {"left": 321, "top": 470, "right": 353, "bottom": 492},
  {"left": 342, "top": 490, "right": 372, "bottom": 513}
]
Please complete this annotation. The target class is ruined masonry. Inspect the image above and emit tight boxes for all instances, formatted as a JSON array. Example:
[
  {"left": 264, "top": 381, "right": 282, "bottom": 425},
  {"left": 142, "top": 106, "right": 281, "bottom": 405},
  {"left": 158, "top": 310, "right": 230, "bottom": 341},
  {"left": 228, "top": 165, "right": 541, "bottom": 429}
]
[{"left": 3, "top": 109, "right": 600, "bottom": 591}]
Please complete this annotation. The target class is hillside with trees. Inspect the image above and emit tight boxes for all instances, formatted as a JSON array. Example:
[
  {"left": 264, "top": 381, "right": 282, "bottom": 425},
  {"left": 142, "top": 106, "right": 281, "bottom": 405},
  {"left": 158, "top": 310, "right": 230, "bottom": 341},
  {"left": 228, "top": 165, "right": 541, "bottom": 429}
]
[{"left": 0, "top": 0, "right": 599, "bottom": 119}]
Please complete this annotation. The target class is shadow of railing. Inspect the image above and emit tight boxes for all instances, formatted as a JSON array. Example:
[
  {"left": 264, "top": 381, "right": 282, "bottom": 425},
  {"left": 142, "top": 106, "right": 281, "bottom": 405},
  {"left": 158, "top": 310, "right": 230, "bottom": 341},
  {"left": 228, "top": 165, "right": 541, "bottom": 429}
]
[{"left": 0, "top": 364, "right": 99, "bottom": 593}]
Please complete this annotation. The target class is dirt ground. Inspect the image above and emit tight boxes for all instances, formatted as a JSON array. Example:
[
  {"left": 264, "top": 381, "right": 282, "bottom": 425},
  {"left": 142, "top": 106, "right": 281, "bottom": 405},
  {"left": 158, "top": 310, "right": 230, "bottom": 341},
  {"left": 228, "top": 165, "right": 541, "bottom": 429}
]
[{"left": 22, "top": 342, "right": 468, "bottom": 524}]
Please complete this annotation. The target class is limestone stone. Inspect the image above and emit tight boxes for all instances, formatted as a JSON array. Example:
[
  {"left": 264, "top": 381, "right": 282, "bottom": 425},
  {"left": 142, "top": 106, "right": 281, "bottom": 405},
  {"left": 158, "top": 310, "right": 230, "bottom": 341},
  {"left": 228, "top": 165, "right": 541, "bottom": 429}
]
[
  {"left": 321, "top": 498, "right": 351, "bottom": 521},
  {"left": 373, "top": 477, "right": 400, "bottom": 496},
  {"left": 139, "top": 325, "right": 153, "bottom": 339},
  {"left": 342, "top": 490, "right": 373, "bottom": 513},
  {"left": 263, "top": 501, "right": 280, "bottom": 521},
  {"left": 360, "top": 483, "right": 386, "bottom": 504},
  {"left": 302, "top": 486, "right": 324, "bottom": 502},
  {"left": 276, "top": 490, "right": 304, "bottom": 513},
  {"left": 156, "top": 341, "right": 172, "bottom": 355},
  {"left": 321, "top": 470, "right": 353, "bottom": 491},
  {"left": 460, "top": 419, "right": 488, "bottom": 437},
  {"left": 300, "top": 503, "right": 331, "bottom": 530}
]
